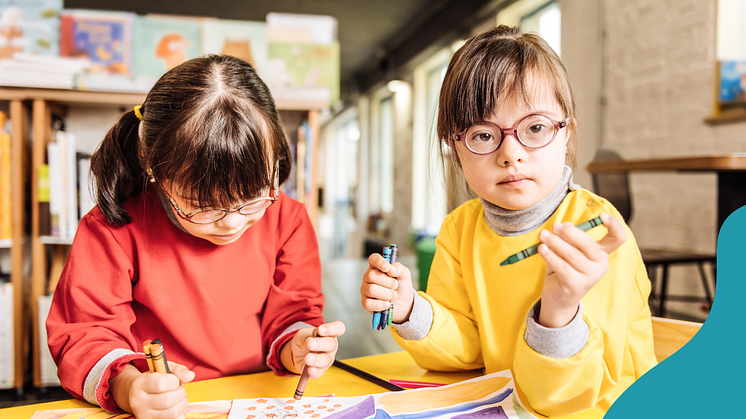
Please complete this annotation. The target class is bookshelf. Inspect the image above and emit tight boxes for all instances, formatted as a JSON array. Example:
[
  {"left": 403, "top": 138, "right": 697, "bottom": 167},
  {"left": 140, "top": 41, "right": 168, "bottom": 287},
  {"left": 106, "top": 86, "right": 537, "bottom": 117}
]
[
  {"left": 0, "top": 85, "right": 322, "bottom": 388},
  {"left": 0, "top": 94, "right": 28, "bottom": 393}
]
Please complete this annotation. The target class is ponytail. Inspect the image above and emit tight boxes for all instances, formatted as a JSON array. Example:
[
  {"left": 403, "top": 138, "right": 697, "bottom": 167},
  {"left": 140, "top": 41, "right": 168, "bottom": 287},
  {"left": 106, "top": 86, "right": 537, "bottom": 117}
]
[{"left": 90, "top": 110, "right": 146, "bottom": 226}]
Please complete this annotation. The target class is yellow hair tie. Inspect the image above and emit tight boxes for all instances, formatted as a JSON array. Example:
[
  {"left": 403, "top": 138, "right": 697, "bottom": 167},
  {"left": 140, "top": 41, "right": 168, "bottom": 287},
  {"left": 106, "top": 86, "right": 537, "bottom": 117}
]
[{"left": 134, "top": 105, "right": 143, "bottom": 121}]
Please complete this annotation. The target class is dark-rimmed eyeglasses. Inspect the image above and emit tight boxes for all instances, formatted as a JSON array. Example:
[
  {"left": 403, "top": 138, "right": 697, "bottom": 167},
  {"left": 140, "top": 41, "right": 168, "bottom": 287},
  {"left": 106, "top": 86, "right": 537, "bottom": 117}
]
[
  {"left": 155, "top": 161, "right": 280, "bottom": 224},
  {"left": 454, "top": 114, "right": 568, "bottom": 155}
]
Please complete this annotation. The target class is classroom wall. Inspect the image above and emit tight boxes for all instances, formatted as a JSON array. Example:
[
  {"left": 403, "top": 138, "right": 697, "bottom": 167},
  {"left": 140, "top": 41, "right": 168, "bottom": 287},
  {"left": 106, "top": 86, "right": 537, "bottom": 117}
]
[{"left": 586, "top": 0, "right": 744, "bottom": 316}]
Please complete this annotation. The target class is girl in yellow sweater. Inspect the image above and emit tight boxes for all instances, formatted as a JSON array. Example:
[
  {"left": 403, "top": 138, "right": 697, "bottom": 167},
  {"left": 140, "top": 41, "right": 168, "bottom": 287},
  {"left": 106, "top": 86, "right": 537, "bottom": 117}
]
[{"left": 361, "top": 26, "right": 657, "bottom": 418}]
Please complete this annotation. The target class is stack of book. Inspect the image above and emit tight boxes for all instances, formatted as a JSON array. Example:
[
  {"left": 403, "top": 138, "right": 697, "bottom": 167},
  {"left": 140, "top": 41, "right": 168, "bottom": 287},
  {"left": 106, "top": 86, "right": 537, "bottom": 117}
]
[
  {"left": 0, "top": 54, "right": 91, "bottom": 89},
  {"left": 0, "top": 3, "right": 340, "bottom": 104}
]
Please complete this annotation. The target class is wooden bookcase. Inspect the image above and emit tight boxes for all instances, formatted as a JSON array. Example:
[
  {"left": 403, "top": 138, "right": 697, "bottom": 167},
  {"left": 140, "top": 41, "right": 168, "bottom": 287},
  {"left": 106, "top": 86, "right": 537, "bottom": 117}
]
[
  {"left": 0, "top": 93, "right": 29, "bottom": 393},
  {"left": 0, "top": 86, "right": 322, "bottom": 388}
]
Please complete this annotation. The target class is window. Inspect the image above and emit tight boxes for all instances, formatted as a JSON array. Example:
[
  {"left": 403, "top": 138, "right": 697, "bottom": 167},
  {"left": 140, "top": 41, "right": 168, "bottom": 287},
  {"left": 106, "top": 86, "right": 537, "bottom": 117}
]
[
  {"left": 412, "top": 47, "right": 453, "bottom": 235},
  {"left": 378, "top": 95, "right": 394, "bottom": 213},
  {"left": 718, "top": 0, "right": 746, "bottom": 60},
  {"left": 497, "top": 0, "right": 561, "bottom": 55}
]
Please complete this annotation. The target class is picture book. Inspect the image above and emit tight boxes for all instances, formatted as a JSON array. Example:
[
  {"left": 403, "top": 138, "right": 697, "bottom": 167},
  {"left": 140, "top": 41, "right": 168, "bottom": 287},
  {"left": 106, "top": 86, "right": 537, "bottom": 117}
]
[
  {"left": 719, "top": 60, "right": 746, "bottom": 104},
  {"left": 133, "top": 15, "right": 202, "bottom": 81},
  {"left": 201, "top": 18, "right": 268, "bottom": 78},
  {"left": 59, "top": 9, "right": 135, "bottom": 75},
  {"left": 264, "top": 13, "right": 340, "bottom": 106},
  {"left": 228, "top": 371, "right": 534, "bottom": 419},
  {"left": 0, "top": 0, "right": 62, "bottom": 60},
  {"left": 266, "top": 41, "right": 340, "bottom": 105}
]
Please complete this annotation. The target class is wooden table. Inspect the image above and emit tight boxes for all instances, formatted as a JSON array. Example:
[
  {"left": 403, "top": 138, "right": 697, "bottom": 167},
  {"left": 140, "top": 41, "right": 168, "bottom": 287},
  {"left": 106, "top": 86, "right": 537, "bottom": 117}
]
[
  {"left": 586, "top": 153, "right": 746, "bottom": 231},
  {"left": 0, "top": 351, "right": 484, "bottom": 419},
  {"left": 0, "top": 319, "right": 702, "bottom": 419}
]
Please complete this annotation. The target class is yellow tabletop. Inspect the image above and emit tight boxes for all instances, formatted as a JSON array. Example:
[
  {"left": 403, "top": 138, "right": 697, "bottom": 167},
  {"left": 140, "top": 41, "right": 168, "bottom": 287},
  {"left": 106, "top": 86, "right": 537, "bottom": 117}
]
[{"left": 0, "top": 351, "right": 484, "bottom": 418}]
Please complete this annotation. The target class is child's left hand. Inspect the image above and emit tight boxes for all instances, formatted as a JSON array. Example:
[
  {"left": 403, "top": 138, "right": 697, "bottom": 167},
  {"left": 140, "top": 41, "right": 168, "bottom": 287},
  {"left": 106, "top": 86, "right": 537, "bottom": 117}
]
[
  {"left": 286, "top": 321, "right": 346, "bottom": 378},
  {"left": 537, "top": 212, "right": 626, "bottom": 328}
]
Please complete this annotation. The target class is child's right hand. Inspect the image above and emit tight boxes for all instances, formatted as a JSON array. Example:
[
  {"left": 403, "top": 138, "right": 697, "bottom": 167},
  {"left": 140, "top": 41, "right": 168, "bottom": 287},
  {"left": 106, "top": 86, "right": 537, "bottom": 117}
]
[
  {"left": 361, "top": 253, "right": 415, "bottom": 324},
  {"left": 109, "top": 362, "right": 195, "bottom": 419}
]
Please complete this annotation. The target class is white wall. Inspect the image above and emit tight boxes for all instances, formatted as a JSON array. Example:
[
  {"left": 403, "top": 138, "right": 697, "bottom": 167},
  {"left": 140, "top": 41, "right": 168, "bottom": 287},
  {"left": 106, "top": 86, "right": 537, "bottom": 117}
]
[{"left": 563, "top": 0, "right": 744, "bottom": 318}]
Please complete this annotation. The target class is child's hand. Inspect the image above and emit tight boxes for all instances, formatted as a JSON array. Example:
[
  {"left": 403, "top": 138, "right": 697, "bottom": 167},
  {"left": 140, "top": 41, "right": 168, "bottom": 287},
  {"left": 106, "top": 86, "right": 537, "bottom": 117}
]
[
  {"left": 289, "top": 321, "right": 346, "bottom": 379},
  {"left": 537, "top": 212, "right": 627, "bottom": 328},
  {"left": 109, "top": 362, "right": 195, "bottom": 419},
  {"left": 361, "top": 253, "right": 415, "bottom": 324}
]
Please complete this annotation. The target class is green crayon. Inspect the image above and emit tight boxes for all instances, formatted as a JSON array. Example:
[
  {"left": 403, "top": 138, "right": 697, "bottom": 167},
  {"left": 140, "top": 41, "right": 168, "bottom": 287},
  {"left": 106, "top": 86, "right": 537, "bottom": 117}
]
[{"left": 500, "top": 216, "right": 604, "bottom": 266}]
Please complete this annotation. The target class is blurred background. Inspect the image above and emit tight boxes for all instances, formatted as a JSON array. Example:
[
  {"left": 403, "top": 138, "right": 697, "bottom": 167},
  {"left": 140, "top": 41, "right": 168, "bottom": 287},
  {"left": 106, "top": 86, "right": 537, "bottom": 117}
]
[{"left": 1, "top": 0, "right": 744, "bottom": 406}]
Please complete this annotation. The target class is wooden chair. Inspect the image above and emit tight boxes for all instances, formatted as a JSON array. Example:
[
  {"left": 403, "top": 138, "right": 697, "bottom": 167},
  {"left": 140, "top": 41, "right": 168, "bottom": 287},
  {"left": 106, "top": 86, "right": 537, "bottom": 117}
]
[
  {"left": 590, "top": 149, "right": 716, "bottom": 317},
  {"left": 651, "top": 316, "right": 702, "bottom": 362}
]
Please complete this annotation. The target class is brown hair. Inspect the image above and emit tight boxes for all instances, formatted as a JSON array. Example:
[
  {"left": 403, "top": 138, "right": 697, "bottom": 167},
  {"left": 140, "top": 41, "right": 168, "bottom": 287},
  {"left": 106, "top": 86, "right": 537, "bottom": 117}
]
[
  {"left": 91, "top": 54, "right": 291, "bottom": 226},
  {"left": 436, "top": 25, "right": 577, "bottom": 169}
]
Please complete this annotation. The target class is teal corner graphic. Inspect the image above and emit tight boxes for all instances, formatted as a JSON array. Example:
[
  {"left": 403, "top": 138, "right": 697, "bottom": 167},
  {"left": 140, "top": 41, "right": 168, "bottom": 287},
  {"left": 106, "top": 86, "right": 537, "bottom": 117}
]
[{"left": 606, "top": 206, "right": 746, "bottom": 417}]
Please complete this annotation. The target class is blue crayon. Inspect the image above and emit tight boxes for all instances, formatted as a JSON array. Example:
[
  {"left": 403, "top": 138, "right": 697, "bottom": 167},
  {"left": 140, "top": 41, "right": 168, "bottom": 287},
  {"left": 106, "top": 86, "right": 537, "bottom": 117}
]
[
  {"left": 387, "top": 245, "right": 397, "bottom": 328},
  {"left": 372, "top": 311, "right": 381, "bottom": 329},
  {"left": 373, "top": 246, "right": 394, "bottom": 330}
]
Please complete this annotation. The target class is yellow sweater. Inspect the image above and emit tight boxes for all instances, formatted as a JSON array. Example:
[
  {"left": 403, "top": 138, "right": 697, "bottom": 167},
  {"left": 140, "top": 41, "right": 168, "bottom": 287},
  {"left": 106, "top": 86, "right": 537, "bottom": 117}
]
[{"left": 392, "top": 189, "right": 658, "bottom": 418}]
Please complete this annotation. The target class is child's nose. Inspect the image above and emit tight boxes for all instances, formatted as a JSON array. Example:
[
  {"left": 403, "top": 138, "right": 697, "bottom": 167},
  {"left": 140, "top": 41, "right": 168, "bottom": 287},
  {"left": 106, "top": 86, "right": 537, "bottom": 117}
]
[
  {"left": 218, "top": 211, "right": 245, "bottom": 229},
  {"left": 495, "top": 133, "right": 525, "bottom": 166}
]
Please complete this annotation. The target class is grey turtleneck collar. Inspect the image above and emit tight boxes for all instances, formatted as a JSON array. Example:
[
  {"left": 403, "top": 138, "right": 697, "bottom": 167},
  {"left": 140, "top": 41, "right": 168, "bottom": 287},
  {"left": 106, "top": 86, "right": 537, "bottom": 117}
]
[{"left": 480, "top": 165, "right": 580, "bottom": 237}]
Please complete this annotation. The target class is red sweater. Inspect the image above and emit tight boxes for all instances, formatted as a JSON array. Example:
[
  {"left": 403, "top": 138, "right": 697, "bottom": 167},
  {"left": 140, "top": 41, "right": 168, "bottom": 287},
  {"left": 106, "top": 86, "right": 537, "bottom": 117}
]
[{"left": 46, "top": 190, "right": 324, "bottom": 411}]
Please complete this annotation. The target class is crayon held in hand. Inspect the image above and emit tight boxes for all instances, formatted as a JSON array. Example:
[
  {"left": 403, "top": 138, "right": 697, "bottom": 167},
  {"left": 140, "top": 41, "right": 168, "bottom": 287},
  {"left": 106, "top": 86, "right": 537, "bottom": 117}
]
[
  {"left": 373, "top": 244, "right": 397, "bottom": 330},
  {"left": 149, "top": 339, "right": 171, "bottom": 374},
  {"left": 500, "top": 216, "right": 604, "bottom": 266},
  {"left": 143, "top": 339, "right": 154, "bottom": 372},
  {"left": 294, "top": 327, "right": 318, "bottom": 400}
]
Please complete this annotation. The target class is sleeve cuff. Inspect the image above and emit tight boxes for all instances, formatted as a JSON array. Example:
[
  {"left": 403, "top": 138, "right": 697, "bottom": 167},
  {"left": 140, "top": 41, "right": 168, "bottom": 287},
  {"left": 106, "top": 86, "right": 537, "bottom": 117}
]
[
  {"left": 391, "top": 291, "right": 433, "bottom": 340},
  {"left": 83, "top": 349, "right": 149, "bottom": 412},
  {"left": 266, "top": 321, "right": 315, "bottom": 377},
  {"left": 524, "top": 300, "right": 589, "bottom": 359}
]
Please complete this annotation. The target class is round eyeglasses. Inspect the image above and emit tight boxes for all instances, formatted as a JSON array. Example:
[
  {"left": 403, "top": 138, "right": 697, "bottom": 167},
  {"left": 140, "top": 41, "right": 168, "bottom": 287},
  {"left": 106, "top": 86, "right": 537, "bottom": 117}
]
[
  {"left": 454, "top": 114, "right": 568, "bottom": 155},
  {"left": 154, "top": 162, "right": 280, "bottom": 224}
]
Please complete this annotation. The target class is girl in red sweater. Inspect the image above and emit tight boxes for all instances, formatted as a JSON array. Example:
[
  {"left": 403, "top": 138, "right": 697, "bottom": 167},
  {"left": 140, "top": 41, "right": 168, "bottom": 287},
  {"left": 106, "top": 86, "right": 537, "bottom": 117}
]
[{"left": 46, "top": 54, "right": 344, "bottom": 418}]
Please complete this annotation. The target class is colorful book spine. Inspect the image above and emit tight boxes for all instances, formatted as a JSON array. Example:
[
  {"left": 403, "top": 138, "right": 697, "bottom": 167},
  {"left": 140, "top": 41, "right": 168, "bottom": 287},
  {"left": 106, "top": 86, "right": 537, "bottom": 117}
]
[
  {"left": 0, "top": 112, "right": 11, "bottom": 240},
  {"left": 47, "top": 141, "right": 61, "bottom": 237},
  {"left": 38, "top": 164, "right": 51, "bottom": 237}
]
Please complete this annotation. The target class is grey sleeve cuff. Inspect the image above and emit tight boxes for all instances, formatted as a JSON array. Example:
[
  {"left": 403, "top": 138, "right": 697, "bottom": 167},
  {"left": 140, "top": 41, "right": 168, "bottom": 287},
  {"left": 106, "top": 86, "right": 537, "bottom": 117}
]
[
  {"left": 391, "top": 291, "right": 433, "bottom": 340},
  {"left": 83, "top": 348, "right": 137, "bottom": 407},
  {"left": 524, "top": 300, "right": 589, "bottom": 359}
]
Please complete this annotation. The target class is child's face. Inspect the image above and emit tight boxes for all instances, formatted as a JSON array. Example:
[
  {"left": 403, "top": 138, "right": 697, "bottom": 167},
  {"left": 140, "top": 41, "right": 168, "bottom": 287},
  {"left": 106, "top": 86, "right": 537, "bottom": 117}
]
[
  {"left": 454, "top": 88, "right": 569, "bottom": 211},
  {"left": 165, "top": 189, "right": 268, "bottom": 245}
]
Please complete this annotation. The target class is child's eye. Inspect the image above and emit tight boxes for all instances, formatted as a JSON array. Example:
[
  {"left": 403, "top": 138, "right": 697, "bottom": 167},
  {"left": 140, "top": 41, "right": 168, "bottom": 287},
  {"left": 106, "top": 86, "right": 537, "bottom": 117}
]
[
  {"left": 528, "top": 124, "right": 547, "bottom": 134},
  {"left": 472, "top": 132, "right": 495, "bottom": 143}
]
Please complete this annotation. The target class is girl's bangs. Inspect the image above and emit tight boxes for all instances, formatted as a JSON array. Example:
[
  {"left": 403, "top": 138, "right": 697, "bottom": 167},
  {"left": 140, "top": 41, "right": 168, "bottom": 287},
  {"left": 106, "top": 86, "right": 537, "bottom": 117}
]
[{"left": 159, "top": 108, "right": 274, "bottom": 210}]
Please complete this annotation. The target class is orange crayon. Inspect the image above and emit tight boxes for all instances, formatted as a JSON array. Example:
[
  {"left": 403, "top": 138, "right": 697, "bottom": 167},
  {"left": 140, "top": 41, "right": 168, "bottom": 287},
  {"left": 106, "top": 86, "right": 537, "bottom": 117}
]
[
  {"left": 149, "top": 338, "right": 171, "bottom": 374},
  {"left": 142, "top": 339, "right": 154, "bottom": 372}
]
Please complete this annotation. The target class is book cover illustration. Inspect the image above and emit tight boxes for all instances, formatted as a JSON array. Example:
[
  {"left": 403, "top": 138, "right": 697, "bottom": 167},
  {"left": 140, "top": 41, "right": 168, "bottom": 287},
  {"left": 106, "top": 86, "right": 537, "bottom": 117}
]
[
  {"left": 719, "top": 60, "right": 746, "bottom": 104},
  {"left": 133, "top": 15, "right": 201, "bottom": 81},
  {"left": 0, "top": 0, "right": 62, "bottom": 59},
  {"left": 267, "top": 41, "right": 340, "bottom": 105},
  {"left": 265, "top": 13, "right": 339, "bottom": 105},
  {"left": 201, "top": 18, "right": 268, "bottom": 77},
  {"left": 59, "top": 9, "right": 134, "bottom": 75}
]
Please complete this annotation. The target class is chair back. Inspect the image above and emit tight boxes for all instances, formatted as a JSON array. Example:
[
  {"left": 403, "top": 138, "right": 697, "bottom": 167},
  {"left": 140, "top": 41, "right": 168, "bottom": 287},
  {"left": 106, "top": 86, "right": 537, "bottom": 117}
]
[
  {"left": 651, "top": 316, "right": 702, "bottom": 362},
  {"left": 590, "top": 149, "right": 633, "bottom": 222}
]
